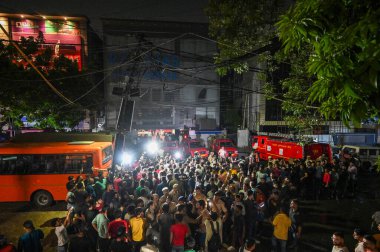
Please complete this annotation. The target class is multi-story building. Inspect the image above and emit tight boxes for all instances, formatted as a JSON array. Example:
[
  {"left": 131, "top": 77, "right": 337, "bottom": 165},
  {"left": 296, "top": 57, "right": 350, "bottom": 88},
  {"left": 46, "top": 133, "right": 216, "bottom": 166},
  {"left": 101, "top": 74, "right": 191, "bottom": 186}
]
[
  {"left": 102, "top": 18, "right": 220, "bottom": 130},
  {"left": 0, "top": 12, "right": 104, "bottom": 130}
]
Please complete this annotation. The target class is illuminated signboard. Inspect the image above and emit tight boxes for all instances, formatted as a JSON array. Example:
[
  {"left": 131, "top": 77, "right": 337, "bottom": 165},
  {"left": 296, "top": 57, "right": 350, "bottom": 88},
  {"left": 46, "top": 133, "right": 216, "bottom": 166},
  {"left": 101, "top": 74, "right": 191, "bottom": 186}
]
[{"left": 11, "top": 18, "right": 83, "bottom": 70}]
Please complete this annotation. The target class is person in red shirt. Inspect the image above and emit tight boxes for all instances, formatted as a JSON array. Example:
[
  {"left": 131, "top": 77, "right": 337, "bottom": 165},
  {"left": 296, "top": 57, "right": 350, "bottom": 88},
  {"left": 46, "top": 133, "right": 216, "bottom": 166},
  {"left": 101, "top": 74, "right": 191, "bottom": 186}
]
[
  {"left": 0, "top": 235, "right": 16, "bottom": 252},
  {"left": 108, "top": 210, "right": 130, "bottom": 240},
  {"left": 170, "top": 213, "right": 189, "bottom": 252}
]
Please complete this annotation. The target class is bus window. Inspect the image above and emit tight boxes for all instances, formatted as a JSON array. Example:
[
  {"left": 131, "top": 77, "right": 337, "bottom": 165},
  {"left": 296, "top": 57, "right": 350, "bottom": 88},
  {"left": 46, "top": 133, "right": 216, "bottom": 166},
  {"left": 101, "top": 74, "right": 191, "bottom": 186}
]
[
  {"left": 0, "top": 155, "right": 17, "bottom": 174},
  {"left": 102, "top": 146, "right": 113, "bottom": 164}
]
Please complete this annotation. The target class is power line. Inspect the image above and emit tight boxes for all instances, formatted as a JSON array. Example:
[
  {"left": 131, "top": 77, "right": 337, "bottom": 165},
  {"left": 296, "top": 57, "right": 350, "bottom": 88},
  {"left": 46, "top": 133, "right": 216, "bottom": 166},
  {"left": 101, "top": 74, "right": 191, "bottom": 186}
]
[{"left": 0, "top": 22, "right": 74, "bottom": 104}]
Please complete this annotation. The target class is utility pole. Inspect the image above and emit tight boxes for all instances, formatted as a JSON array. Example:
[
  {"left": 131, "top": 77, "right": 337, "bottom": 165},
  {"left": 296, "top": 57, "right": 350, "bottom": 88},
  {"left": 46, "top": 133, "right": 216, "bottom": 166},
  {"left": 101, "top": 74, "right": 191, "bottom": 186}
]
[{"left": 111, "top": 35, "right": 146, "bottom": 171}]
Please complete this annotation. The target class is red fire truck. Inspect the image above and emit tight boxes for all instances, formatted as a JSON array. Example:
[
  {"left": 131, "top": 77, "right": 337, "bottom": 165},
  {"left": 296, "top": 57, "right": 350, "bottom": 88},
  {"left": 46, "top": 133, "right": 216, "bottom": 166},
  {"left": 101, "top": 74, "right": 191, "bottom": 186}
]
[{"left": 252, "top": 136, "right": 333, "bottom": 162}]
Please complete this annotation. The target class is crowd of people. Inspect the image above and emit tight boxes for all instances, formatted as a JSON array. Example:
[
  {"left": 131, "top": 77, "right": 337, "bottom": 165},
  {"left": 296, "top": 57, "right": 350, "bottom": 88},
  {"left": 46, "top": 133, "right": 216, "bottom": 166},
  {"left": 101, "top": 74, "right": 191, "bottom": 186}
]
[{"left": 1, "top": 148, "right": 380, "bottom": 252}]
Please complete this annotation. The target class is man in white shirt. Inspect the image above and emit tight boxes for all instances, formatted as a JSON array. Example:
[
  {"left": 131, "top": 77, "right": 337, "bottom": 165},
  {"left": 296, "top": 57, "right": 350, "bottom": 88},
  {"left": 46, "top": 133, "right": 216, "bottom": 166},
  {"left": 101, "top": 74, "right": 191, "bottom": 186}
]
[{"left": 54, "top": 211, "right": 70, "bottom": 252}]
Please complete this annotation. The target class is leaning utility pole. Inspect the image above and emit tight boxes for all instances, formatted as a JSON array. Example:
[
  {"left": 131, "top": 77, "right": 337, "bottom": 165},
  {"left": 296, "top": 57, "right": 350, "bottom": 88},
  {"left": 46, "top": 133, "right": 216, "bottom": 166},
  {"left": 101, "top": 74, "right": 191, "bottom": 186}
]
[{"left": 111, "top": 35, "right": 146, "bottom": 171}]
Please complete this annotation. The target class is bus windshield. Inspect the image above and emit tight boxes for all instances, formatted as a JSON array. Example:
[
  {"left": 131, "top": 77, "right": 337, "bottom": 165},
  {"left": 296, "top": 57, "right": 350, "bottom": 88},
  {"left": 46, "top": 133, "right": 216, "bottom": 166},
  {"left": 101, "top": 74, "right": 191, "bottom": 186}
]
[
  {"left": 190, "top": 141, "right": 204, "bottom": 148},
  {"left": 220, "top": 141, "right": 234, "bottom": 147}
]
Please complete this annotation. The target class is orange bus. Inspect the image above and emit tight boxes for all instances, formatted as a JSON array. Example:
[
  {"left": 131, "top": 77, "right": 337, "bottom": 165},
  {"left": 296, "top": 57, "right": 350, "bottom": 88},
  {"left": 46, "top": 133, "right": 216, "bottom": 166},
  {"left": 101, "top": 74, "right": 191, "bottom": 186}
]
[{"left": 0, "top": 141, "right": 113, "bottom": 207}]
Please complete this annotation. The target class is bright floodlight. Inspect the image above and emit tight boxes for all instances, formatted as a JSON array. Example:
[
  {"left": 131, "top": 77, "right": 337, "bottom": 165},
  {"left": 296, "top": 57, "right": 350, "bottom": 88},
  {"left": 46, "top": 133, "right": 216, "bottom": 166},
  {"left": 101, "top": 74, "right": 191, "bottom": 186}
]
[
  {"left": 147, "top": 141, "right": 159, "bottom": 154},
  {"left": 122, "top": 152, "right": 134, "bottom": 165},
  {"left": 174, "top": 151, "right": 182, "bottom": 159}
]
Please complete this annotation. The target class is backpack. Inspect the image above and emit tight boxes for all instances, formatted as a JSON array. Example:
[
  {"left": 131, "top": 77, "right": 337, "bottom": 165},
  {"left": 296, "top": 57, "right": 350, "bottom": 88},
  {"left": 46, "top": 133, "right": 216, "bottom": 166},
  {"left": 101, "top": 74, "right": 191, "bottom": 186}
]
[{"left": 208, "top": 221, "right": 221, "bottom": 250}]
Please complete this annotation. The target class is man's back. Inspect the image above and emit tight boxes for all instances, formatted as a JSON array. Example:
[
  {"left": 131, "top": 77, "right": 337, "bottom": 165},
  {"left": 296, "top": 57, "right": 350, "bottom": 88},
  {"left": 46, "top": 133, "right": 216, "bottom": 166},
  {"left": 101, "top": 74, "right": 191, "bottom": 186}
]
[
  {"left": 18, "top": 229, "right": 44, "bottom": 252},
  {"left": 68, "top": 236, "right": 91, "bottom": 252}
]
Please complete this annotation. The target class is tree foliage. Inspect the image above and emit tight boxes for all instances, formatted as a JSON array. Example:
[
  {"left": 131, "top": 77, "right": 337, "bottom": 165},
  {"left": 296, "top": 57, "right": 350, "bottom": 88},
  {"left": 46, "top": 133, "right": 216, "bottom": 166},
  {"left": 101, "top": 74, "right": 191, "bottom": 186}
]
[
  {"left": 0, "top": 35, "right": 103, "bottom": 129},
  {"left": 208, "top": 0, "right": 380, "bottom": 129},
  {"left": 276, "top": 0, "right": 380, "bottom": 125},
  {"left": 206, "top": 0, "right": 286, "bottom": 75}
]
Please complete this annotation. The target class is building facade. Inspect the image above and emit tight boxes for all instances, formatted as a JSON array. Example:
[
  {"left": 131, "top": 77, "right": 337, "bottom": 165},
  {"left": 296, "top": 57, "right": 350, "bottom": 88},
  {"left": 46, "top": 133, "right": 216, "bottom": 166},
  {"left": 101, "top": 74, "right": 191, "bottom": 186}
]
[{"left": 102, "top": 18, "right": 220, "bottom": 130}]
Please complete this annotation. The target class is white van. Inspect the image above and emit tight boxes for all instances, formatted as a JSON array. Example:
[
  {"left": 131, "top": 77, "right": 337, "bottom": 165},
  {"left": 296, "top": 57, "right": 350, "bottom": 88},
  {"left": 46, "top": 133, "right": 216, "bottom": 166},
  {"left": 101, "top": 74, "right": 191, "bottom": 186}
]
[{"left": 342, "top": 145, "right": 380, "bottom": 170}]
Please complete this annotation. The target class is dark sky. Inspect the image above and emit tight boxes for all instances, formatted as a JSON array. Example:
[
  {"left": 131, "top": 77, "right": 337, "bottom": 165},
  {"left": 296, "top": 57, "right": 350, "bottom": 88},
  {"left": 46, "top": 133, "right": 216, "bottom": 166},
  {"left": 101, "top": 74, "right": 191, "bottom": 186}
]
[{"left": 0, "top": 0, "right": 209, "bottom": 34}]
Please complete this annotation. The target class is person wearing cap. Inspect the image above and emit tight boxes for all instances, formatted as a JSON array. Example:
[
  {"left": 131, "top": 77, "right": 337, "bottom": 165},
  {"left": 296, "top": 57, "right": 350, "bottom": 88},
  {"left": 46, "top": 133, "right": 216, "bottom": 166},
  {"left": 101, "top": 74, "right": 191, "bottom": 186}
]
[
  {"left": 353, "top": 228, "right": 366, "bottom": 252},
  {"left": 177, "top": 196, "right": 186, "bottom": 206},
  {"left": 169, "top": 184, "right": 180, "bottom": 204},
  {"left": 17, "top": 220, "right": 44, "bottom": 252},
  {"left": 159, "top": 187, "right": 170, "bottom": 206}
]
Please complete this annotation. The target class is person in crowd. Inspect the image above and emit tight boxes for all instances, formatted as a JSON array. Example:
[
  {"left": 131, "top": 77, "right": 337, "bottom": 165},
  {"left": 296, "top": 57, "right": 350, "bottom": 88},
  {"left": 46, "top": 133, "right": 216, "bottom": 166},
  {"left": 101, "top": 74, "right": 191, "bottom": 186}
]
[
  {"left": 331, "top": 231, "right": 349, "bottom": 252},
  {"left": 205, "top": 212, "right": 222, "bottom": 252},
  {"left": 239, "top": 239, "right": 256, "bottom": 252},
  {"left": 288, "top": 199, "right": 302, "bottom": 251},
  {"left": 353, "top": 228, "right": 366, "bottom": 252},
  {"left": 363, "top": 235, "right": 379, "bottom": 252},
  {"left": 17, "top": 220, "right": 44, "bottom": 252},
  {"left": 129, "top": 207, "right": 147, "bottom": 252},
  {"left": 42, "top": 146, "right": 367, "bottom": 252},
  {"left": 0, "top": 235, "right": 16, "bottom": 252},
  {"left": 170, "top": 213, "right": 189, "bottom": 252},
  {"left": 158, "top": 203, "right": 174, "bottom": 251},
  {"left": 68, "top": 224, "right": 92, "bottom": 252},
  {"left": 271, "top": 206, "right": 291, "bottom": 252},
  {"left": 108, "top": 226, "right": 131, "bottom": 252},
  {"left": 53, "top": 213, "right": 70, "bottom": 252},
  {"left": 92, "top": 206, "right": 109, "bottom": 252}
]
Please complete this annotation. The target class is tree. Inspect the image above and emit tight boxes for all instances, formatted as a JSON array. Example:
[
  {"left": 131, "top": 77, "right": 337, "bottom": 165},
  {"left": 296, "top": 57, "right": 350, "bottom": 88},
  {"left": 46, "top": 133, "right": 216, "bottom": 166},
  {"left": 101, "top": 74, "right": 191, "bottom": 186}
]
[
  {"left": 206, "top": 0, "right": 286, "bottom": 75},
  {"left": 208, "top": 0, "right": 380, "bottom": 130},
  {"left": 276, "top": 0, "right": 380, "bottom": 125},
  {"left": 0, "top": 35, "right": 103, "bottom": 129}
]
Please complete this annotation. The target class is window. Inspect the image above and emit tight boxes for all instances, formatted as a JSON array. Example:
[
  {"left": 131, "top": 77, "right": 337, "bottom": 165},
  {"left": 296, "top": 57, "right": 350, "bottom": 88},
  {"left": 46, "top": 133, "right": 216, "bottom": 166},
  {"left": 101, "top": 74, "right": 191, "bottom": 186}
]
[
  {"left": 359, "top": 149, "right": 368, "bottom": 155},
  {"left": 369, "top": 149, "right": 377, "bottom": 156},
  {"left": 152, "top": 89, "right": 162, "bottom": 102},
  {"left": 102, "top": 146, "right": 113, "bottom": 164},
  {"left": 190, "top": 142, "right": 203, "bottom": 148},
  {"left": 0, "top": 154, "right": 93, "bottom": 175},
  {"left": 220, "top": 142, "right": 234, "bottom": 147}
]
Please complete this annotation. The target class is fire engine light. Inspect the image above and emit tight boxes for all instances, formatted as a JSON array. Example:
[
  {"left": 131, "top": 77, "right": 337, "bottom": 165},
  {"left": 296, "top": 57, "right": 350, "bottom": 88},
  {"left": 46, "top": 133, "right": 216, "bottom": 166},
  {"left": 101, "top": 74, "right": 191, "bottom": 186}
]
[
  {"left": 122, "top": 152, "right": 134, "bottom": 165},
  {"left": 174, "top": 151, "right": 182, "bottom": 159},
  {"left": 146, "top": 141, "right": 159, "bottom": 154}
]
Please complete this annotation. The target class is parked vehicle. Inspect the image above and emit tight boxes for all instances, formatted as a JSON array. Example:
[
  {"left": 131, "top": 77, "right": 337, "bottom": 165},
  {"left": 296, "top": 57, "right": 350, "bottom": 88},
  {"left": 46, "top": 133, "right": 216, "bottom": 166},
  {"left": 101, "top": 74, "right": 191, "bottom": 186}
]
[
  {"left": 209, "top": 137, "right": 238, "bottom": 158},
  {"left": 161, "top": 140, "right": 181, "bottom": 155},
  {"left": 252, "top": 135, "right": 333, "bottom": 162},
  {"left": 342, "top": 145, "right": 380, "bottom": 170},
  {"left": 181, "top": 139, "right": 209, "bottom": 158}
]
